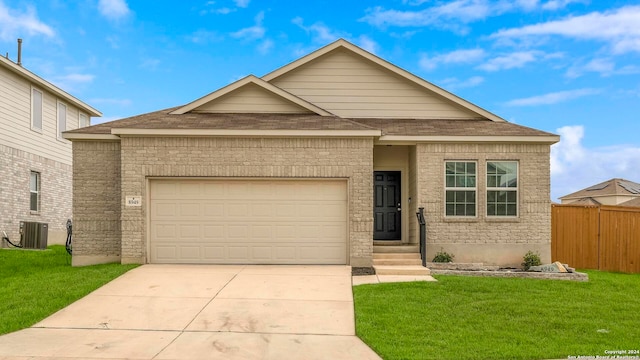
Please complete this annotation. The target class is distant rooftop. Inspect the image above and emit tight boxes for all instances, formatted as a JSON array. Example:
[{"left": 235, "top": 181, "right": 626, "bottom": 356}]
[{"left": 560, "top": 178, "right": 640, "bottom": 200}]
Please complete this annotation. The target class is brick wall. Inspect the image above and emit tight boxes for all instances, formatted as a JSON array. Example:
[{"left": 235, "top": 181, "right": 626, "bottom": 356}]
[
  {"left": 113, "top": 137, "right": 374, "bottom": 266},
  {"left": 71, "top": 141, "right": 121, "bottom": 261},
  {"left": 416, "top": 143, "right": 552, "bottom": 265},
  {"left": 1, "top": 143, "right": 72, "bottom": 246}
]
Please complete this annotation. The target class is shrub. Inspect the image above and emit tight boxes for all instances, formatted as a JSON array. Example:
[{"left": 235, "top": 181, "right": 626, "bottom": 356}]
[
  {"left": 522, "top": 250, "right": 542, "bottom": 271},
  {"left": 432, "top": 249, "right": 454, "bottom": 263}
]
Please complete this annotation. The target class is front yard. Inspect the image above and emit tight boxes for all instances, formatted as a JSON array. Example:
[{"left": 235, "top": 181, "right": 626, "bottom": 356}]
[
  {"left": 354, "top": 271, "right": 640, "bottom": 360},
  {"left": 0, "top": 246, "right": 137, "bottom": 335}
]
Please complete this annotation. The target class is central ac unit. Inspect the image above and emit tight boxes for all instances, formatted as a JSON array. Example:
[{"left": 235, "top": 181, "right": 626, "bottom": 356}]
[{"left": 21, "top": 222, "right": 48, "bottom": 249}]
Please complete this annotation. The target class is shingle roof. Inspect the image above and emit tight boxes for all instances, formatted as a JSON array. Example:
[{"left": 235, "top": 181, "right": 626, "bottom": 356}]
[
  {"left": 66, "top": 108, "right": 553, "bottom": 138},
  {"left": 560, "top": 178, "right": 640, "bottom": 200},
  {"left": 349, "top": 118, "right": 554, "bottom": 137},
  {"left": 65, "top": 108, "right": 377, "bottom": 134},
  {"left": 618, "top": 197, "right": 640, "bottom": 207}
]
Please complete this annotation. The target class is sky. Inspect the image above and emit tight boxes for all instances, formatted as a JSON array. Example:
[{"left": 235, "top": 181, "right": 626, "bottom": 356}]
[{"left": 1, "top": 0, "right": 639, "bottom": 201}]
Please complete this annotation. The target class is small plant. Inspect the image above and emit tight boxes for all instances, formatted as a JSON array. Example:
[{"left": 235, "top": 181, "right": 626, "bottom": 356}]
[
  {"left": 522, "top": 250, "right": 542, "bottom": 271},
  {"left": 432, "top": 248, "right": 454, "bottom": 263}
]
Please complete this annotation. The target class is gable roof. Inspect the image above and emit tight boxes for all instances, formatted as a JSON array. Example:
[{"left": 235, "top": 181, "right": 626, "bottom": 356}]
[
  {"left": 560, "top": 178, "right": 640, "bottom": 200},
  {"left": 170, "top": 75, "right": 332, "bottom": 116},
  {"left": 619, "top": 197, "right": 640, "bottom": 207},
  {"left": 262, "top": 39, "right": 505, "bottom": 122},
  {"left": 0, "top": 55, "right": 101, "bottom": 117}
]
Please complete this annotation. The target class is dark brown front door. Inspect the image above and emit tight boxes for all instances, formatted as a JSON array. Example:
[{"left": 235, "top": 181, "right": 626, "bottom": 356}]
[{"left": 373, "top": 171, "right": 401, "bottom": 240}]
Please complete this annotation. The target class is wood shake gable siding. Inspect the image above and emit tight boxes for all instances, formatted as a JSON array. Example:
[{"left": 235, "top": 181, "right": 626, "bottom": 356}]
[
  {"left": 268, "top": 49, "right": 480, "bottom": 119},
  {"left": 0, "top": 65, "right": 82, "bottom": 165},
  {"left": 193, "top": 83, "right": 314, "bottom": 114}
]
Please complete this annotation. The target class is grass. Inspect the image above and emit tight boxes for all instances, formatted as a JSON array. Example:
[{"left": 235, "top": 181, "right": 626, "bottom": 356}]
[
  {"left": 0, "top": 245, "right": 137, "bottom": 335},
  {"left": 354, "top": 271, "right": 640, "bottom": 360}
]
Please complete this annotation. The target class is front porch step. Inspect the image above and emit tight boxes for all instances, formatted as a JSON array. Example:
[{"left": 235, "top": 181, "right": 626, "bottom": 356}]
[
  {"left": 373, "top": 258, "right": 423, "bottom": 266},
  {"left": 373, "top": 245, "right": 420, "bottom": 253},
  {"left": 373, "top": 253, "right": 421, "bottom": 259},
  {"left": 373, "top": 265, "right": 431, "bottom": 276}
]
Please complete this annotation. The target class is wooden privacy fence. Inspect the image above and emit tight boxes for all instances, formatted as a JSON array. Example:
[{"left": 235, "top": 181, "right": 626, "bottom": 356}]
[{"left": 552, "top": 204, "right": 640, "bottom": 273}]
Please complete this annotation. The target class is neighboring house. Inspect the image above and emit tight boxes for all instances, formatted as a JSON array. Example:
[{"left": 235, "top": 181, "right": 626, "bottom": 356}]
[
  {"left": 0, "top": 53, "right": 101, "bottom": 246},
  {"left": 559, "top": 178, "right": 640, "bottom": 205},
  {"left": 64, "top": 39, "right": 559, "bottom": 267}
]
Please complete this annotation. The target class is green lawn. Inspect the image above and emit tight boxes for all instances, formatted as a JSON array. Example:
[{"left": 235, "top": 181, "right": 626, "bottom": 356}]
[
  {"left": 0, "top": 245, "right": 137, "bottom": 335},
  {"left": 354, "top": 271, "right": 640, "bottom": 360}
]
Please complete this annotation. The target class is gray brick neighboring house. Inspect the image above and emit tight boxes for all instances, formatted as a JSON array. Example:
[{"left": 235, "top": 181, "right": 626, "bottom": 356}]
[
  {"left": 64, "top": 39, "right": 559, "bottom": 268},
  {"left": 0, "top": 52, "right": 101, "bottom": 246}
]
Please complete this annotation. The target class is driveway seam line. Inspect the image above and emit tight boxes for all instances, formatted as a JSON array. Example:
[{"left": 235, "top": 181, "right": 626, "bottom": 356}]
[{"left": 149, "top": 265, "right": 245, "bottom": 359}]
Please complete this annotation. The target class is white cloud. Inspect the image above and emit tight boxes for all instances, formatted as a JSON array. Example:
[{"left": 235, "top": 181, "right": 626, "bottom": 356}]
[
  {"left": 187, "top": 29, "right": 223, "bottom": 44},
  {"left": 420, "top": 48, "right": 485, "bottom": 71},
  {"left": 234, "top": 0, "right": 250, "bottom": 8},
  {"left": 292, "top": 17, "right": 348, "bottom": 43},
  {"left": 491, "top": 6, "right": 640, "bottom": 54},
  {"left": 477, "top": 51, "right": 539, "bottom": 71},
  {"left": 51, "top": 73, "right": 95, "bottom": 92},
  {"left": 360, "top": 0, "right": 576, "bottom": 33},
  {"left": 566, "top": 58, "right": 640, "bottom": 78},
  {"left": 139, "top": 58, "right": 160, "bottom": 71},
  {"left": 257, "top": 39, "right": 273, "bottom": 54},
  {"left": 357, "top": 35, "right": 379, "bottom": 54},
  {"left": 541, "top": 0, "right": 587, "bottom": 11},
  {"left": 231, "top": 11, "right": 265, "bottom": 40},
  {"left": 505, "top": 88, "right": 600, "bottom": 106},
  {"left": 551, "top": 125, "right": 640, "bottom": 200},
  {"left": 439, "top": 76, "right": 485, "bottom": 90},
  {"left": 98, "top": 0, "right": 131, "bottom": 21},
  {"left": 0, "top": 1, "right": 55, "bottom": 41}
]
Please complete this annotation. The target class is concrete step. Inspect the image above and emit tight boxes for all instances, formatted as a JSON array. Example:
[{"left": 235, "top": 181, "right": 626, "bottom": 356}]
[
  {"left": 373, "top": 265, "right": 431, "bottom": 276},
  {"left": 373, "top": 253, "right": 421, "bottom": 259},
  {"left": 373, "top": 258, "right": 423, "bottom": 266},
  {"left": 373, "top": 245, "right": 420, "bottom": 253}
]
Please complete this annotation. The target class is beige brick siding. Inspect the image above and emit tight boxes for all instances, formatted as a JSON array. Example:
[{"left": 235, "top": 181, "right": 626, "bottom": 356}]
[
  {"left": 415, "top": 143, "right": 552, "bottom": 265},
  {"left": 1, "top": 143, "right": 72, "bottom": 246},
  {"left": 72, "top": 141, "right": 121, "bottom": 258},
  {"left": 117, "top": 137, "right": 374, "bottom": 266}
]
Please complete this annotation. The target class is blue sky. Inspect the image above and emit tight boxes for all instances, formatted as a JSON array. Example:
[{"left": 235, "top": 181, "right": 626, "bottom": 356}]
[{"left": 1, "top": 0, "right": 639, "bottom": 200}]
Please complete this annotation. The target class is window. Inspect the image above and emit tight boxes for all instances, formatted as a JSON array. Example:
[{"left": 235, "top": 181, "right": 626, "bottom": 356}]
[
  {"left": 57, "top": 102, "right": 67, "bottom": 139},
  {"left": 445, "top": 161, "right": 476, "bottom": 217},
  {"left": 486, "top": 161, "right": 518, "bottom": 216},
  {"left": 79, "top": 112, "right": 89, "bottom": 128},
  {"left": 30, "top": 171, "right": 40, "bottom": 212},
  {"left": 31, "top": 87, "right": 43, "bottom": 131}
]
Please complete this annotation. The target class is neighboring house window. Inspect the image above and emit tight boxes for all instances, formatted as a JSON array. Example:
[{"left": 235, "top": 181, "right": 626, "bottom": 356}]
[
  {"left": 30, "top": 171, "right": 40, "bottom": 212},
  {"left": 445, "top": 161, "right": 477, "bottom": 217},
  {"left": 487, "top": 161, "right": 518, "bottom": 216},
  {"left": 31, "top": 87, "right": 43, "bottom": 132},
  {"left": 57, "top": 102, "right": 67, "bottom": 139},
  {"left": 79, "top": 112, "right": 89, "bottom": 128}
]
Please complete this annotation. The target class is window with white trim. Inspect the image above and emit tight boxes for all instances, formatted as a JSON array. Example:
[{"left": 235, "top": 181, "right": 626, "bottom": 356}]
[
  {"left": 30, "top": 171, "right": 40, "bottom": 212},
  {"left": 31, "top": 87, "right": 43, "bottom": 131},
  {"left": 445, "top": 161, "right": 477, "bottom": 217},
  {"left": 79, "top": 112, "right": 89, "bottom": 128},
  {"left": 486, "top": 161, "right": 518, "bottom": 216},
  {"left": 57, "top": 102, "right": 67, "bottom": 139}
]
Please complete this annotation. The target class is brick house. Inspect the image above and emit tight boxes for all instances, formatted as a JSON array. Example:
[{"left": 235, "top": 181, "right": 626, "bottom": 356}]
[
  {"left": 1, "top": 51, "right": 101, "bottom": 246},
  {"left": 64, "top": 39, "right": 558, "bottom": 267}
]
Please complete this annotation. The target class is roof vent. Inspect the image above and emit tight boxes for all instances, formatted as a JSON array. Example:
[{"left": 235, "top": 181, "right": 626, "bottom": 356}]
[{"left": 17, "top": 38, "right": 22, "bottom": 66}]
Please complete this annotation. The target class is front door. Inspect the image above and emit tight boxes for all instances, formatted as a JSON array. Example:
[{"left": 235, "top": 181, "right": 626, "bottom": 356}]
[{"left": 373, "top": 171, "right": 401, "bottom": 240}]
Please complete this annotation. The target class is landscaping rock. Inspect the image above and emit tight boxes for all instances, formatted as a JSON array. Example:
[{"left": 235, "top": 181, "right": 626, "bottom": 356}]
[{"left": 528, "top": 261, "right": 568, "bottom": 273}]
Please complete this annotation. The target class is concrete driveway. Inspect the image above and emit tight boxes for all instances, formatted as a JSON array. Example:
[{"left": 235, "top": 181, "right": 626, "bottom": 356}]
[{"left": 0, "top": 265, "right": 380, "bottom": 360}]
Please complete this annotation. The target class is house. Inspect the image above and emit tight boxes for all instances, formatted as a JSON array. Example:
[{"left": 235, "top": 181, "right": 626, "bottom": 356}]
[
  {"left": 0, "top": 47, "right": 101, "bottom": 246},
  {"left": 63, "top": 39, "right": 559, "bottom": 268},
  {"left": 559, "top": 178, "right": 640, "bottom": 205}
]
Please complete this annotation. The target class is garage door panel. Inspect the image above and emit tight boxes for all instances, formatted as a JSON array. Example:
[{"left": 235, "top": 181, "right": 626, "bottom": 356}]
[{"left": 150, "top": 179, "right": 347, "bottom": 264}]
